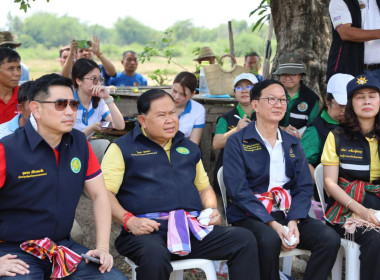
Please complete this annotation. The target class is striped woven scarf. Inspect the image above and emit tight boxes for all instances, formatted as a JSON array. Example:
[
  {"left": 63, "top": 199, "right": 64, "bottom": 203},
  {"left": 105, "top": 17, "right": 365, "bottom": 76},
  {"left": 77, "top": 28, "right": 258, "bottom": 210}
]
[
  {"left": 255, "top": 186, "right": 292, "bottom": 215},
  {"left": 20, "top": 237, "right": 82, "bottom": 279},
  {"left": 324, "top": 177, "right": 380, "bottom": 224},
  {"left": 137, "top": 209, "right": 214, "bottom": 256}
]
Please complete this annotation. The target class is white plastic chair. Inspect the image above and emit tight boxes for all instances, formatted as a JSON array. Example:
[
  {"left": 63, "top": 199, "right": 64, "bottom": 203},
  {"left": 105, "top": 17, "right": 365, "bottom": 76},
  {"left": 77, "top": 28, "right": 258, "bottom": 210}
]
[
  {"left": 314, "top": 163, "right": 361, "bottom": 280},
  {"left": 125, "top": 257, "right": 217, "bottom": 280},
  {"left": 217, "top": 167, "right": 311, "bottom": 277}
]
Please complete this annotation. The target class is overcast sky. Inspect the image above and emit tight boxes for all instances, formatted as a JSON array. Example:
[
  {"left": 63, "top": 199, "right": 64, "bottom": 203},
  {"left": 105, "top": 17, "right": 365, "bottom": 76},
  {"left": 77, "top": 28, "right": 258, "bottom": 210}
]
[{"left": 1, "top": 0, "right": 263, "bottom": 31}]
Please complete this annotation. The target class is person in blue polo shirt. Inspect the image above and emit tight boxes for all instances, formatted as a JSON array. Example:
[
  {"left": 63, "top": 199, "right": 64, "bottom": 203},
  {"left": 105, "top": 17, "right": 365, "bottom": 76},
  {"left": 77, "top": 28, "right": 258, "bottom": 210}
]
[
  {"left": 101, "top": 89, "right": 260, "bottom": 280},
  {"left": 223, "top": 80, "right": 340, "bottom": 280},
  {"left": 0, "top": 75, "right": 126, "bottom": 279}
]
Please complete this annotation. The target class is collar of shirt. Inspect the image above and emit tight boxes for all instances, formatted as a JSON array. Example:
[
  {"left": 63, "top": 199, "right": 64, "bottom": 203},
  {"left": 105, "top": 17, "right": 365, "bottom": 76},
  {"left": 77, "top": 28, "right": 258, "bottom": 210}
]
[
  {"left": 178, "top": 100, "right": 192, "bottom": 119},
  {"left": 236, "top": 103, "right": 254, "bottom": 119},
  {"left": 320, "top": 109, "right": 339, "bottom": 125},
  {"left": 8, "top": 114, "right": 21, "bottom": 132}
]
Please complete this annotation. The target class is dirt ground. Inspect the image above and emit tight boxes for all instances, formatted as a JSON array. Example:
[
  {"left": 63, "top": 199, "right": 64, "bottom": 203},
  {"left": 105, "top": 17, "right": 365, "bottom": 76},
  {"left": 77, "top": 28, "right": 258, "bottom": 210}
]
[{"left": 75, "top": 194, "right": 309, "bottom": 280}]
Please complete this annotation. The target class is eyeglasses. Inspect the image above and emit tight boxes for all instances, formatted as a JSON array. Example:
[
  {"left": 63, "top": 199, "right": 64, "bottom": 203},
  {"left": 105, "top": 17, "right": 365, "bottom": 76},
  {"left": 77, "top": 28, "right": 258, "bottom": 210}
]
[
  {"left": 259, "top": 97, "right": 288, "bottom": 105},
  {"left": 34, "top": 99, "right": 80, "bottom": 111},
  {"left": 83, "top": 76, "right": 104, "bottom": 84},
  {"left": 235, "top": 85, "right": 254, "bottom": 92}
]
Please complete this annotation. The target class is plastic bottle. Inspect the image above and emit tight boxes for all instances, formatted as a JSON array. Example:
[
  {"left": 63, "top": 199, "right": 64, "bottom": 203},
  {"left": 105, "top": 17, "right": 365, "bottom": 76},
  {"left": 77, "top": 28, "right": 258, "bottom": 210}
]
[{"left": 199, "top": 66, "right": 210, "bottom": 95}]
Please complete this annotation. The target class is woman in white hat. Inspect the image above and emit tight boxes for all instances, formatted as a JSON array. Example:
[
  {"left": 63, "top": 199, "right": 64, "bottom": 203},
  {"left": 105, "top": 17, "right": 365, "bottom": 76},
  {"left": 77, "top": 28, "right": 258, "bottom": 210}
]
[
  {"left": 300, "top": 73, "right": 353, "bottom": 184},
  {"left": 212, "top": 73, "right": 258, "bottom": 193}
]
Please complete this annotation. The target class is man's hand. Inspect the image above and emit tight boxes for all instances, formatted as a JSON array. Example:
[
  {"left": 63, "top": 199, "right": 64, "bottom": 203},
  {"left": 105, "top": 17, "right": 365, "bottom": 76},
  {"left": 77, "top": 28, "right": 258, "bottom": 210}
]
[
  {"left": 84, "top": 248, "right": 113, "bottom": 274},
  {"left": 127, "top": 217, "right": 160, "bottom": 235},
  {"left": 90, "top": 36, "right": 101, "bottom": 57},
  {"left": 283, "top": 125, "right": 301, "bottom": 138},
  {"left": 286, "top": 220, "right": 300, "bottom": 249},
  {"left": 0, "top": 254, "right": 30, "bottom": 277},
  {"left": 208, "top": 208, "right": 222, "bottom": 225},
  {"left": 268, "top": 220, "right": 295, "bottom": 251}
]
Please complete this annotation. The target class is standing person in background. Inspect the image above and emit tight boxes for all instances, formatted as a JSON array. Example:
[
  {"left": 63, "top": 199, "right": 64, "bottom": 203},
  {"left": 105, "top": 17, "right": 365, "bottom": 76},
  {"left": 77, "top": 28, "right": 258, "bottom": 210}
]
[
  {"left": 170, "top": 72, "right": 205, "bottom": 145},
  {"left": 62, "top": 36, "right": 116, "bottom": 86},
  {"left": 110, "top": 51, "right": 147, "bottom": 87},
  {"left": 0, "top": 31, "right": 29, "bottom": 84},
  {"left": 273, "top": 52, "right": 319, "bottom": 139},
  {"left": 327, "top": 0, "right": 380, "bottom": 82},
  {"left": 212, "top": 73, "right": 258, "bottom": 194},
  {"left": 244, "top": 52, "right": 263, "bottom": 82},
  {"left": 0, "top": 48, "right": 21, "bottom": 124},
  {"left": 72, "top": 58, "right": 125, "bottom": 163},
  {"left": 57, "top": 45, "right": 70, "bottom": 68},
  {"left": 193, "top": 46, "right": 216, "bottom": 65}
]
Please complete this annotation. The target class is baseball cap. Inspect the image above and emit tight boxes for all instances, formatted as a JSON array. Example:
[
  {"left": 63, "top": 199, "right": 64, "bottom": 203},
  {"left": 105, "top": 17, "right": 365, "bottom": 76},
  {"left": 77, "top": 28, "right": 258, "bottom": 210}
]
[
  {"left": 326, "top": 73, "right": 354, "bottom": 105},
  {"left": 234, "top": 73, "right": 258, "bottom": 87},
  {"left": 347, "top": 75, "right": 380, "bottom": 99},
  {"left": 272, "top": 53, "right": 306, "bottom": 75},
  {"left": 0, "top": 31, "right": 21, "bottom": 48}
]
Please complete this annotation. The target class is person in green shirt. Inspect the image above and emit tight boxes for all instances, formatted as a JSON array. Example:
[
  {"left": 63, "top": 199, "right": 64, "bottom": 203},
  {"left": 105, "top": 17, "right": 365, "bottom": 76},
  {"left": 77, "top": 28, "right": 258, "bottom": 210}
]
[
  {"left": 273, "top": 53, "right": 320, "bottom": 138},
  {"left": 212, "top": 73, "right": 258, "bottom": 194},
  {"left": 300, "top": 73, "right": 353, "bottom": 184}
]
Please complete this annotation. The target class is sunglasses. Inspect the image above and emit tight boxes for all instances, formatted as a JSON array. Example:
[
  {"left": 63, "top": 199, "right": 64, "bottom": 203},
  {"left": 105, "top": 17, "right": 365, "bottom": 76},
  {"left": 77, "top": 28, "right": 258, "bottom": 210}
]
[
  {"left": 34, "top": 99, "right": 80, "bottom": 111},
  {"left": 235, "top": 85, "right": 254, "bottom": 92}
]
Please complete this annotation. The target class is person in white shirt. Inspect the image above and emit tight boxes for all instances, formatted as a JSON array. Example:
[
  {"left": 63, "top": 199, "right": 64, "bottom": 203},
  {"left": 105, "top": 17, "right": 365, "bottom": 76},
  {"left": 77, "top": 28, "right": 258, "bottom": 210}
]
[{"left": 327, "top": 0, "right": 380, "bottom": 82}]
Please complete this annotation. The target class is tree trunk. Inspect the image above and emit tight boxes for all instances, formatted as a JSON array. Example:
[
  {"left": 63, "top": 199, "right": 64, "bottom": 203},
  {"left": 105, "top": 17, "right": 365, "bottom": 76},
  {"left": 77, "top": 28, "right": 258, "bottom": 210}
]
[{"left": 270, "top": 0, "right": 331, "bottom": 97}]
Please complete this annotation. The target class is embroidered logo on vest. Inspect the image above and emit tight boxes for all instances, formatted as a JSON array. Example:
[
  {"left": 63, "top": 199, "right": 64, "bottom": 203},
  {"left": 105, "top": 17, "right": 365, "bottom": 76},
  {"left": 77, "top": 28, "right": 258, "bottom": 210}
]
[
  {"left": 297, "top": 102, "right": 308, "bottom": 112},
  {"left": 71, "top": 157, "right": 81, "bottom": 173},
  {"left": 243, "top": 143, "right": 262, "bottom": 152},
  {"left": 176, "top": 147, "right": 190, "bottom": 155},
  {"left": 290, "top": 148, "right": 295, "bottom": 158}
]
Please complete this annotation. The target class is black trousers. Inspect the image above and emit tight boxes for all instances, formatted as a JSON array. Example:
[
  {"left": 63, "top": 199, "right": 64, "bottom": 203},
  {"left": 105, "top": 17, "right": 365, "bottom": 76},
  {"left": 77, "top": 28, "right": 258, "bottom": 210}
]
[
  {"left": 328, "top": 192, "right": 380, "bottom": 280},
  {"left": 233, "top": 213, "right": 340, "bottom": 280},
  {"left": 115, "top": 224, "right": 260, "bottom": 280}
]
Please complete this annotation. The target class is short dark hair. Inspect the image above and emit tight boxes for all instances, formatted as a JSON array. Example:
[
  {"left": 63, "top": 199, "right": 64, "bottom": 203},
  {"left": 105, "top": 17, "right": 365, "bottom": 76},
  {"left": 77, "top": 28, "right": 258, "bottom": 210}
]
[
  {"left": 250, "top": 79, "right": 287, "bottom": 101},
  {"left": 0, "top": 48, "right": 20, "bottom": 66},
  {"left": 245, "top": 51, "right": 260, "bottom": 61},
  {"left": 59, "top": 46, "right": 70, "bottom": 58},
  {"left": 137, "top": 89, "right": 174, "bottom": 115},
  {"left": 173, "top": 72, "right": 197, "bottom": 94},
  {"left": 31, "top": 74, "right": 73, "bottom": 101},
  {"left": 18, "top": 81, "right": 34, "bottom": 104},
  {"left": 122, "top": 50, "right": 137, "bottom": 59}
]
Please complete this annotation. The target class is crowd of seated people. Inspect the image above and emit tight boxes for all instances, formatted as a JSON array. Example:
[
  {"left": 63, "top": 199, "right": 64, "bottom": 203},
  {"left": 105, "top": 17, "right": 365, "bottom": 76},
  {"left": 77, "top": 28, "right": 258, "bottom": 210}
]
[{"left": 2, "top": 24, "right": 380, "bottom": 279}]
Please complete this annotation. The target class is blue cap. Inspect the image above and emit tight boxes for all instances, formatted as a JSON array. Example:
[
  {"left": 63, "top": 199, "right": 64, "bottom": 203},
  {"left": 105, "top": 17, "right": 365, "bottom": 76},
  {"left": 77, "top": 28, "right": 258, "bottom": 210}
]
[{"left": 346, "top": 75, "right": 380, "bottom": 99}]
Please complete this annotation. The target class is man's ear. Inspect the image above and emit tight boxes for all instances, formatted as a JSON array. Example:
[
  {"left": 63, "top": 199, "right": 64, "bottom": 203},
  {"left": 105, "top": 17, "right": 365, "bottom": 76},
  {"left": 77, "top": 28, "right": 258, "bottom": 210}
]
[
  {"left": 137, "top": 114, "right": 146, "bottom": 129},
  {"left": 29, "top": 101, "right": 41, "bottom": 120},
  {"left": 251, "top": 99, "right": 259, "bottom": 112},
  {"left": 17, "top": 103, "right": 23, "bottom": 114}
]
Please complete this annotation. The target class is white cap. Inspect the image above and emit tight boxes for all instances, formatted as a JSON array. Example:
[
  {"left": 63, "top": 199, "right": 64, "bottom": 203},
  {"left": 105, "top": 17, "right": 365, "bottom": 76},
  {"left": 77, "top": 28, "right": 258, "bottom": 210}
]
[
  {"left": 234, "top": 73, "right": 258, "bottom": 87},
  {"left": 327, "top": 73, "right": 354, "bottom": 105}
]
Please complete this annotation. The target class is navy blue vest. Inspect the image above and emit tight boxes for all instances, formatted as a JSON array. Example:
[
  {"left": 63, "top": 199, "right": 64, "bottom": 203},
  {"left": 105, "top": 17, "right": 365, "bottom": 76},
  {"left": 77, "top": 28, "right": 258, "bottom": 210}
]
[
  {"left": 280, "top": 82, "right": 319, "bottom": 129},
  {"left": 333, "top": 129, "right": 380, "bottom": 183},
  {"left": 114, "top": 125, "right": 204, "bottom": 215},
  {"left": 0, "top": 120, "right": 88, "bottom": 243}
]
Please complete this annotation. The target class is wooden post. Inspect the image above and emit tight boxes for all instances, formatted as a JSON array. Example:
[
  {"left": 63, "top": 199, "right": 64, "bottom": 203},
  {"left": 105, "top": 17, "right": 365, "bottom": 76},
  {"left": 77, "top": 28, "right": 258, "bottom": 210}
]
[
  {"left": 262, "top": 15, "right": 274, "bottom": 79},
  {"left": 228, "top": 21, "right": 235, "bottom": 67}
]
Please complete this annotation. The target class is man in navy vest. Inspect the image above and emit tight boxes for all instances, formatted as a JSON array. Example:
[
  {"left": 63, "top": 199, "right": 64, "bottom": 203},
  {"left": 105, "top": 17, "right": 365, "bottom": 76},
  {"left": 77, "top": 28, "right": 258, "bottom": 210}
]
[
  {"left": 0, "top": 75, "right": 126, "bottom": 279},
  {"left": 223, "top": 80, "right": 340, "bottom": 280},
  {"left": 102, "top": 89, "right": 260, "bottom": 280}
]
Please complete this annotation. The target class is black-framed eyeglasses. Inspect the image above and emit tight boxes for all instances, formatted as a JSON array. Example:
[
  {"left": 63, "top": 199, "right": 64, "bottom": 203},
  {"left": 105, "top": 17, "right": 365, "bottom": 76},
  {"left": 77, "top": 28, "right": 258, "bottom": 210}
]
[
  {"left": 235, "top": 85, "right": 254, "bottom": 92},
  {"left": 83, "top": 76, "right": 104, "bottom": 84},
  {"left": 259, "top": 97, "right": 288, "bottom": 105},
  {"left": 34, "top": 99, "right": 80, "bottom": 111}
]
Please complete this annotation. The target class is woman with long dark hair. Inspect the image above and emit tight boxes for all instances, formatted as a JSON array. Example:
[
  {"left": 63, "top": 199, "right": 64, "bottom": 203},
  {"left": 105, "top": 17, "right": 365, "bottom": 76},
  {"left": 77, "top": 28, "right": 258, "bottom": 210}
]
[
  {"left": 72, "top": 58, "right": 124, "bottom": 162},
  {"left": 322, "top": 75, "right": 380, "bottom": 280}
]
